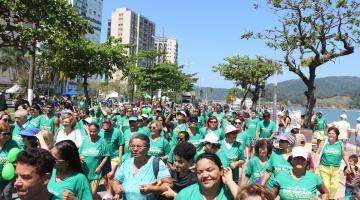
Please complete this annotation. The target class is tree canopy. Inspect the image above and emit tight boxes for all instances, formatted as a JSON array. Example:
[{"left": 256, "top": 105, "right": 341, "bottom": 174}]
[
  {"left": 213, "top": 55, "right": 281, "bottom": 108},
  {"left": 241, "top": 0, "right": 360, "bottom": 123}
]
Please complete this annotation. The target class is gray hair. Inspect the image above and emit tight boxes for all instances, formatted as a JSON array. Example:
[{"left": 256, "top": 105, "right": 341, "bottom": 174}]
[
  {"left": 129, "top": 134, "right": 150, "bottom": 147},
  {"left": 14, "top": 109, "right": 28, "bottom": 119}
]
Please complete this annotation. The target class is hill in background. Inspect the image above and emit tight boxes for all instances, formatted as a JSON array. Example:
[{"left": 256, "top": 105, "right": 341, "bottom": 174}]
[{"left": 195, "top": 76, "right": 360, "bottom": 108}]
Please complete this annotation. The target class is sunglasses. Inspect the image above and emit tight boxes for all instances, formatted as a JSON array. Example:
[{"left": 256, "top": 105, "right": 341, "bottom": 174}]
[
  {"left": 150, "top": 126, "right": 157, "bottom": 129},
  {"left": 209, "top": 121, "right": 217, "bottom": 124},
  {"left": 234, "top": 122, "right": 242, "bottom": 125},
  {"left": 190, "top": 120, "right": 198, "bottom": 123}
]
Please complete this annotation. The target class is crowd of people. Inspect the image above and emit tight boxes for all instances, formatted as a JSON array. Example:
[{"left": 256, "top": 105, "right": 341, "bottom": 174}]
[{"left": 0, "top": 96, "right": 360, "bottom": 200}]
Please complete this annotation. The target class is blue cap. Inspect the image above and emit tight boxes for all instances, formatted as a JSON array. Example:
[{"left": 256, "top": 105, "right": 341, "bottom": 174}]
[
  {"left": 129, "top": 116, "right": 138, "bottom": 122},
  {"left": 19, "top": 128, "right": 39, "bottom": 137}
]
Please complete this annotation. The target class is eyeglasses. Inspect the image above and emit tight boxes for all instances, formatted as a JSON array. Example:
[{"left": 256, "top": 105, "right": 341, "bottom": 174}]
[
  {"left": 129, "top": 145, "right": 147, "bottom": 149},
  {"left": 234, "top": 122, "right": 242, "bottom": 125},
  {"left": 190, "top": 120, "right": 197, "bottom": 123},
  {"left": 150, "top": 126, "right": 157, "bottom": 129},
  {"left": 0, "top": 132, "right": 10, "bottom": 136}
]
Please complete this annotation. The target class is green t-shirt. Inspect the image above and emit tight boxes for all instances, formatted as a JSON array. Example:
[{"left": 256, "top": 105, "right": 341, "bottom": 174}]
[
  {"left": 236, "top": 132, "right": 250, "bottom": 159},
  {"left": 200, "top": 127, "right": 225, "bottom": 141},
  {"left": 274, "top": 170, "right": 322, "bottom": 200},
  {"left": 138, "top": 126, "right": 151, "bottom": 136},
  {"left": 188, "top": 129, "right": 204, "bottom": 153},
  {"left": 246, "top": 117, "right": 260, "bottom": 140},
  {"left": 47, "top": 169, "right": 92, "bottom": 200},
  {"left": 29, "top": 115, "right": 41, "bottom": 128},
  {"left": 175, "top": 183, "right": 234, "bottom": 200},
  {"left": 197, "top": 115, "right": 205, "bottom": 128},
  {"left": 171, "top": 123, "right": 188, "bottom": 148},
  {"left": 320, "top": 140, "right": 343, "bottom": 167},
  {"left": 245, "top": 156, "right": 267, "bottom": 184},
  {"left": 12, "top": 121, "right": 36, "bottom": 149},
  {"left": 315, "top": 117, "right": 327, "bottom": 131},
  {"left": 120, "top": 118, "right": 130, "bottom": 133},
  {"left": 265, "top": 150, "right": 292, "bottom": 189},
  {"left": 99, "top": 127, "right": 124, "bottom": 158},
  {"left": 212, "top": 112, "right": 225, "bottom": 123},
  {"left": 148, "top": 137, "right": 170, "bottom": 157},
  {"left": 112, "top": 115, "right": 123, "bottom": 128},
  {"left": 79, "top": 101, "right": 86, "bottom": 110},
  {"left": 79, "top": 137, "right": 110, "bottom": 180},
  {"left": 38, "top": 114, "right": 57, "bottom": 134},
  {"left": 0, "top": 140, "right": 19, "bottom": 182},
  {"left": 256, "top": 120, "right": 276, "bottom": 139},
  {"left": 220, "top": 140, "right": 244, "bottom": 182}
]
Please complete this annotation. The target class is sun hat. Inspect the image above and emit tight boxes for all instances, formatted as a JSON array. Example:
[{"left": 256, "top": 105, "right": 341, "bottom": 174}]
[
  {"left": 276, "top": 133, "right": 296, "bottom": 144},
  {"left": 292, "top": 146, "right": 308, "bottom": 160},
  {"left": 200, "top": 133, "right": 220, "bottom": 144},
  {"left": 19, "top": 128, "right": 39, "bottom": 137},
  {"left": 340, "top": 114, "right": 347, "bottom": 119},
  {"left": 224, "top": 125, "right": 238, "bottom": 135}
]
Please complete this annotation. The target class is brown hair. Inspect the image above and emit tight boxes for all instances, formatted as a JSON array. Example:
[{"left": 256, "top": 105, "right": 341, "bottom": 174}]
[
  {"left": 236, "top": 184, "right": 275, "bottom": 200},
  {"left": 0, "top": 122, "right": 11, "bottom": 133}
]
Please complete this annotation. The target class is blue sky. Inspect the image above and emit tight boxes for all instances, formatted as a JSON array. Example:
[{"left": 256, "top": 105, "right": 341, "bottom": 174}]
[{"left": 101, "top": 0, "right": 360, "bottom": 89}]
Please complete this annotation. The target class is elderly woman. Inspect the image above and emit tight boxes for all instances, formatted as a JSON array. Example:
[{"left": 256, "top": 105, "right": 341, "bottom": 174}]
[
  {"left": 273, "top": 146, "right": 328, "bottom": 199},
  {"left": 0, "top": 122, "right": 19, "bottom": 200},
  {"left": 113, "top": 134, "right": 173, "bottom": 200},
  {"left": 148, "top": 121, "right": 170, "bottom": 161},
  {"left": 316, "top": 126, "right": 350, "bottom": 199}
]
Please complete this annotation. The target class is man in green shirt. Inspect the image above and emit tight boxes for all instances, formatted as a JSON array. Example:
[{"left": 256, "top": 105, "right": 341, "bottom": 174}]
[
  {"left": 313, "top": 111, "right": 327, "bottom": 146},
  {"left": 12, "top": 109, "right": 36, "bottom": 148},
  {"left": 256, "top": 112, "right": 276, "bottom": 141},
  {"left": 245, "top": 109, "right": 260, "bottom": 141}
]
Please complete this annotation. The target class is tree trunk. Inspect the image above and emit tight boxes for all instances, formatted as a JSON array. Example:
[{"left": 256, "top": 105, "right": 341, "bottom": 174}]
[
  {"left": 251, "top": 87, "right": 261, "bottom": 110},
  {"left": 304, "top": 84, "right": 316, "bottom": 128},
  {"left": 83, "top": 76, "right": 90, "bottom": 106},
  {"left": 240, "top": 90, "right": 249, "bottom": 108}
]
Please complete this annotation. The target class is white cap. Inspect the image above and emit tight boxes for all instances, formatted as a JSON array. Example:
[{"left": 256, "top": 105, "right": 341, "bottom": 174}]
[
  {"left": 141, "top": 114, "right": 149, "bottom": 118},
  {"left": 224, "top": 125, "right": 238, "bottom": 135},
  {"left": 84, "top": 117, "right": 93, "bottom": 124},
  {"left": 177, "top": 111, "right": 187, "bottom": 118},
  {"left": 201, "top": 133, "right": 219, "bottom": 144},
  {"left": 340, "top": 114, "right": 347, "bottom": 119},
  {"left": 277, "top": 111, "right": 284, "bottom": 116},
  {"left": 357, "top": 117, "right": 360, "bottom": 121},
  {"left": 292, "top": 146, "right": 308, "bottom": 160}
]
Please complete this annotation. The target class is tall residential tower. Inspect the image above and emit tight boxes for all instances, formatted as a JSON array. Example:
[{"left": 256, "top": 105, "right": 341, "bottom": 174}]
[{"left": 154, "top": 36, "right": 178, "bottom": 65}]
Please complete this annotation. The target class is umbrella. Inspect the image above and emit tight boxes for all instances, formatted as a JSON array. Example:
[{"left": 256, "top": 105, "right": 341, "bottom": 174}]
[{"left": 62, "top": 89, "right": 77, "bottom": 96}]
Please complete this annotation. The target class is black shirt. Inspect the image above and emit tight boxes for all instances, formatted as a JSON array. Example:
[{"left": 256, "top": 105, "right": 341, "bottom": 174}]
[{"left": 171, "top": 171, "right": 197, "bottom": 193}]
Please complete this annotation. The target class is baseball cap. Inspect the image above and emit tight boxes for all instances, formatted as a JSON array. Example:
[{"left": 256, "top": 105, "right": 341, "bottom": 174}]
[
  {"left": 83, "top": 117, "right": 93, "bottom": 124},
  {"left": 19, "top": 128, "right": 39, "bottom": 137},
  {"left": 200, "top": 133, "right": 219, "bottom": 144},
  {"left": 276, "top": 133, "right": 295, "bottom": 144},
  {"left": 155, "top": 108, "right": 162, "bottom": 112},
  {"left": 129, "top": 116, "right": 138, "bottom": 122},
  {"left": 357, "top": 117, "right": 360, "bottom": 122},
  {"left": 224, "top": 125, "right": 238, "bottom": 135},
  {"left": 177, "top": 111, "right": 187, "bottom": 118},
  {"left": 340, "top": 114, "right": 347, "bottom": 119},
  {"left": 292, "top": 146, "right": 308, "bottom": 160},
  {"left": 141, "top": 114, "right": 149, "bottom": 119},
  {"left": 295, "top": 134, "right": 306, "bottom": 147}
]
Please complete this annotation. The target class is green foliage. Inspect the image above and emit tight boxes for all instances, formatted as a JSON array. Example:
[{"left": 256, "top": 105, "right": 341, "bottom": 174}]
[
  {"left": 0, "top": 0, "right": 92, "bottom": 48},
  {"left": 127, "top": 50, "right": 198, "bottom": 101},
  {"left": 213, "top": 55, "right": 281, "bottom": 108},
  {"left": 40, "top": 37, "right": 131, "bottom": 103}
]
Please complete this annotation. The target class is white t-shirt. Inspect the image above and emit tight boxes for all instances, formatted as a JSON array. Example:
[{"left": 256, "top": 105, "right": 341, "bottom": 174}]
[
  {"left": 335, "top": 120, "right": 351, "bottom": 140},
  {"left": 56, "top": 129, "right": 83, "bottom": 147}
]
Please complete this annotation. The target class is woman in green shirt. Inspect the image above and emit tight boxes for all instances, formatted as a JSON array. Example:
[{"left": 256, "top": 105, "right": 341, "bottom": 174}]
[
  {"left": 273, "top": 146, "right": 328, "bottom": 200},
  {"left": 316, "top": 127, "right": 350, "bottom": 199},
  {"left": 48, "top": 140, "right": 92, "bottom": 200},
  {"left": 175, "top": 152, "right": 238, "bottom": 200},
  {"left": 261, "top": 133, "right": 295, "bottom": 189},
  {"left": 200, "top": 116, "right": 225, "bottom": 141},
  {"left": 244, "top": 139, "right": 272, "bottom": 185},
  {"left": 148, "top": 121, "right": 170, "bottom": 161}
]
